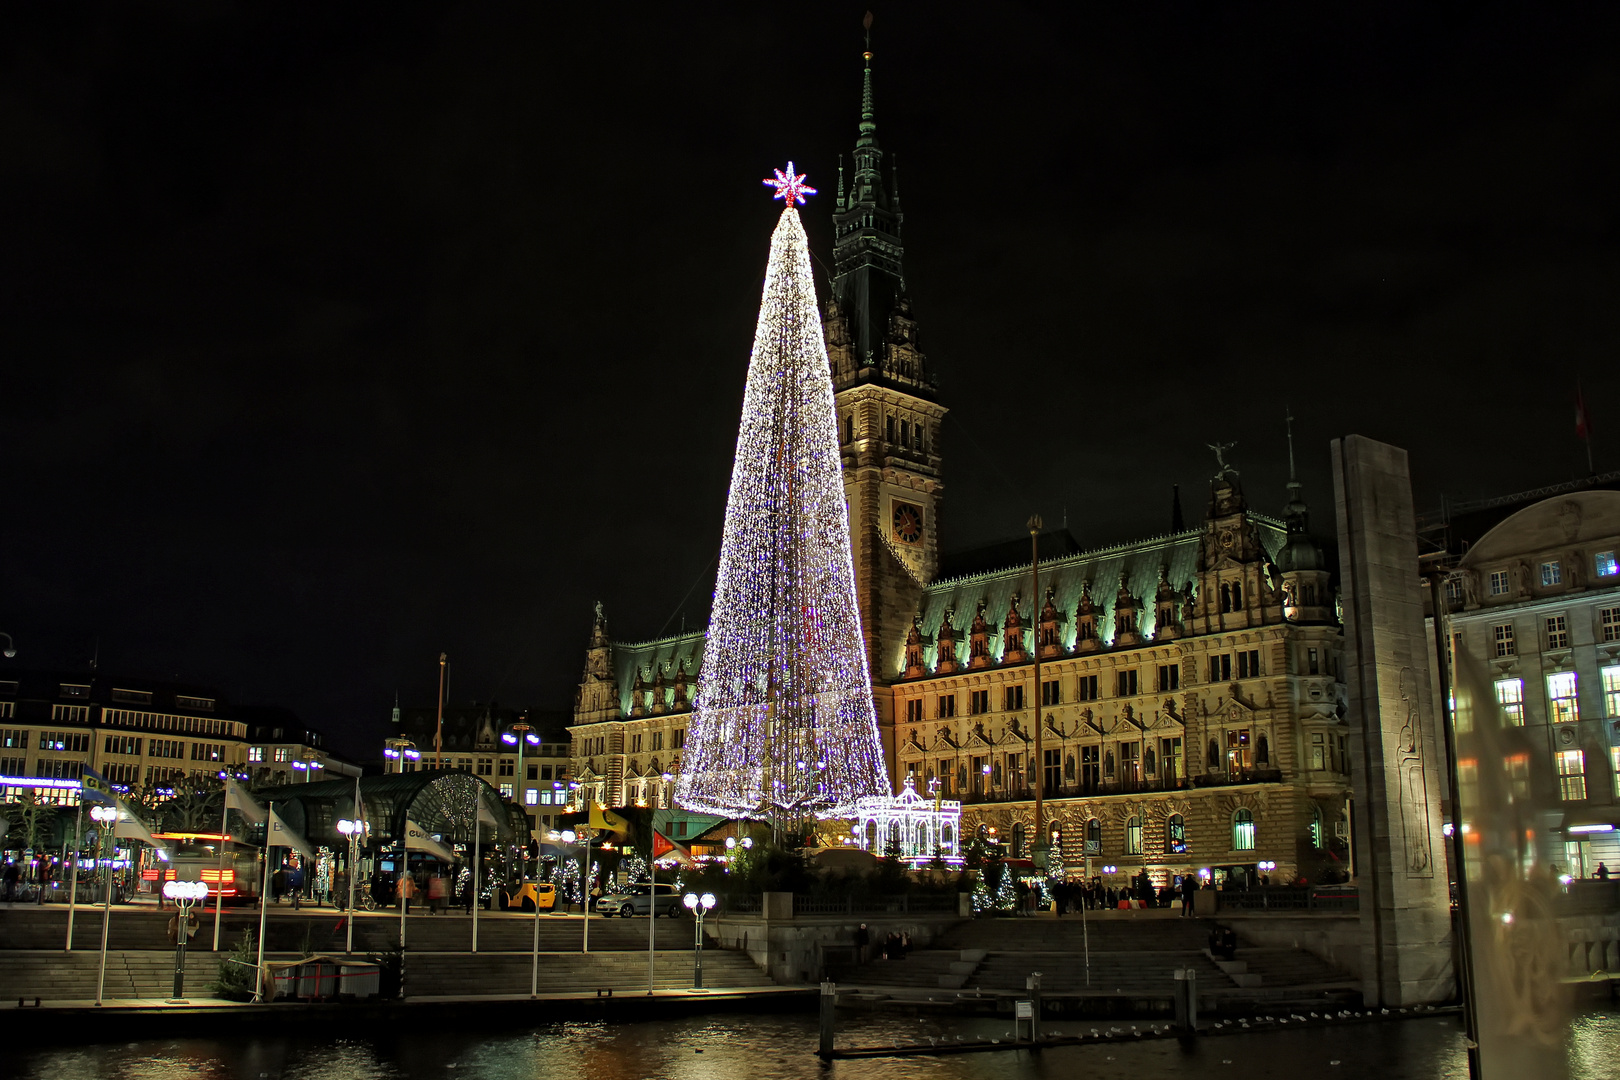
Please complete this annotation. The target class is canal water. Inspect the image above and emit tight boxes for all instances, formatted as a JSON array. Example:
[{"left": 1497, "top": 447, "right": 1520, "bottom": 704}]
[{"left": 12, "top": 1011, "right": 1620, "bottom": 1080}]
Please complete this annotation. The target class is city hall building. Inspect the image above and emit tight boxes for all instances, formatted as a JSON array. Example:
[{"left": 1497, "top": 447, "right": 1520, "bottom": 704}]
[{"left": 565, "top": 49, "right": 1353, "bottom": 888}]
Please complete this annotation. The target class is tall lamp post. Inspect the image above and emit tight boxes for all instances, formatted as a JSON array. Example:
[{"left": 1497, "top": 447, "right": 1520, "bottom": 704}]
[
  {"left": 89, "top": 804, "right": 118, "bottom": 1006},
  {"left": 292, "top": 753, "right": 325, "bottom": 783},
  {"left": 1028, "top": 513, "right": 1048, "bottom": 870},
  {"left": 161, "top": 880, "right": 207, "bottom": 1001},
  {"left": 682, "top": 892, "right": 716, "bottom": 989},
  {"left": 384, "top": 738, "right": 420, "bottom": 775},
  {"left": 336, "top": 817, "right": 367, "bottom": 953}
]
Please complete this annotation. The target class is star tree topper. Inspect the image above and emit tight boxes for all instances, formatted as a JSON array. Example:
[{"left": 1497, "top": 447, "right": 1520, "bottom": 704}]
[{"left": 763, "top": 161, "right": 817, "bottom": 207}]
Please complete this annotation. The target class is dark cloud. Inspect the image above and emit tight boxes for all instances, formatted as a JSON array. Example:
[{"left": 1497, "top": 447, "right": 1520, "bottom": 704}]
[{"left": 1, "top": 3, "right": 1617, "bottom": 757}]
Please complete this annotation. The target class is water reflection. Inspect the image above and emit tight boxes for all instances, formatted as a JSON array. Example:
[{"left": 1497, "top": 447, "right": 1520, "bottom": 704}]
[{"left": 14, "top": 1011, "right": 1620, "bottom": 1080}]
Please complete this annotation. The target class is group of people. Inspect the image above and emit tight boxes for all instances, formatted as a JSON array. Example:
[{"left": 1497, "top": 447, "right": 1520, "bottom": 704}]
[
  {"left": 852, "top": 923, "right": 912, "bottom": 963},
  {"left": 1044, "top": 871, "right": 1199, "bottom": 914}
]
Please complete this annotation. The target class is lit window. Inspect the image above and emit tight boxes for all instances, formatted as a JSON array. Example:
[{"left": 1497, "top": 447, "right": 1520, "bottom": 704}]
[
  {"left": 1492, "top": 624, "right": 1515, "bottom": 657},
  {"left": 273, "top": 748, "right": 291, "bottom": 763},
  {"left": 1556, "top": 749, "right": 1587, "bottom": 801},
  {"left": 1457, "top": 758, "right": 1478, "bottom": 811},
  {"left": 525, "top": 788, "right": 538, "bottom": 805},
  {"left": 1494, "top": 678, "right": 1525, "bottom": 726},
  {"left": 1310, "top": 732, "right": 1326, "bottom": 770},
  {"left": 1604, "top": 667, "right": 1620, "bottom": 719},
  {"left": 1613, "top": 747, "right": 1620, "bottom": 798},
  {"left": 1124, "top": 816, "right": 1142, "bottom": 855},
  {"left": 1548, "top": 671, "right": 1580, "bottom": 723},
  {"left": 1542, "top": 561, "right": 1563, "bottom": 587},
  {"left": 1504, "top": 753, "right": 1530, "bottom": 802},
  {"left": 1547, "top": 615, "right": 1570, "bottom": 650},
  {"left": 1225, "top": 728, "right": 1252, "bottom": 771},
  {"left": 1232, "top": 809, "right": 1256, "bottom": 851},
  {"left": 248, "top": 747, "right": 264, "bottom": 762},
  {"left": 1602, "top": 607, "right": 1620, "bottom": 643},
  {"left": 1597, "top": 551, "right": 1619, "bottom": 578},
  {"left": 1489, "top": 570, "right": 1510, "bottom": 596}
]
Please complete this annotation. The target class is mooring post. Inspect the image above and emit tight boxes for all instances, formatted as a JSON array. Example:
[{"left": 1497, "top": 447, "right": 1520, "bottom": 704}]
[
  {"left": 818, "top": 979, "right": 836, "bottom": 1058},
  {"left": 1027, "top": 972, "right": 1042, "bottom": 1046},
  {"left": 1186, "top": 967, "right": 1198, "bottom": 1032}
]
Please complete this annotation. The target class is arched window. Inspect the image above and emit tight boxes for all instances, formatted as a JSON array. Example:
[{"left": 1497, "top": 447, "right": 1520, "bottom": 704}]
[
  {"left": 1166, "top": 813, "right": 1187, "bottom": 854},
  {"left": 1144, "top": 746, "right": 1158, "bottom": 776},
  {"left": 1233, "top": 809, "right": 1256, "bottom": 851},
  {"left": 1310, "top": 804, "right": 1324, "bottom": 849},
  {"left": 1304, "top": 584, "right": 1317, "bottom": 606},
  {"left": 1065, "top": 754, "right": 1076, "bottom": 782},
  {"left": 1085, "top": 818, "right": 1102, "bottom": 855},
  {"left": 1012, "top": 822, "right": 1026, "bottom": 859},
  {"left": 1125, "top": 816, "right": 1143, "bottom": 855},
  {"left": 1208, "top": 739, "right": 1221, "bottom": 769},
  {"left": 1257, "top": 734, "right": 1270, "bottom": 765},
  {"left": 1220, "top": 583, "right": 1232, "bottom": 613},
  {"left": 1232, "top": 582, "right": 1243, "bottom": 608}
]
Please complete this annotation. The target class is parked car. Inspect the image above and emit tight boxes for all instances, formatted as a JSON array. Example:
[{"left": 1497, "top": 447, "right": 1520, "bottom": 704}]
[
  {"left": 497, "top": 880, "right": 557, "bottom": 912},
  {"left": 594, "top": 882, "right": 682, "bottom": 918}
]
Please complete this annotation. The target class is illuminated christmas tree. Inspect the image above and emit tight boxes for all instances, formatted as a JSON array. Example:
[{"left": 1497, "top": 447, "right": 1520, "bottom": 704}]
[{"left": 676, "top": 164, "right": 888, "bottom": 821}]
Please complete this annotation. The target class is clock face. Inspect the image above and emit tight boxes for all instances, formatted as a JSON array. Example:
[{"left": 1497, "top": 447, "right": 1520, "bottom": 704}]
[{"left": 893, "top": 502, "right": 924, "bottom": 545}]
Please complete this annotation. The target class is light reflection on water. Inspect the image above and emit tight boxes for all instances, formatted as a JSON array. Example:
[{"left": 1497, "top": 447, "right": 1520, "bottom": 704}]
[{"left": 13, "top": 1012, "right": 1620, "bottom": 1080}]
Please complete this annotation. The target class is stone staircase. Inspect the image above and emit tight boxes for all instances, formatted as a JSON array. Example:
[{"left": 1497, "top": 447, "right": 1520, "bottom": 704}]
[
  {"left": 405, "top": 951, "right": 776, "bottom": 997},
  {"left": 0, "top": 949, "right": 222, "bottom": 1001},
  {"left": 827, "top": 915, "right": 1360, "bottom": 1009}
]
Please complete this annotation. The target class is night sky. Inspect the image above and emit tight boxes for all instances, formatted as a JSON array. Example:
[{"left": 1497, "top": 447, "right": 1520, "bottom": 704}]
[{"left": 3, "top": 4, "right": 1618, "bottom": 759}]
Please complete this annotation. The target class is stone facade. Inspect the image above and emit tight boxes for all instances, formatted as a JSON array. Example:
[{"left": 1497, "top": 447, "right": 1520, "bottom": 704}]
[
  {"left": 1435, "top": 488, "right": 1620, "bottom": 872},
  {"left": 1333, "top": 434, "right": 1454, "bottom": 1006},
  {"left": 894, "top": 468, "right": 1350, "bottom": 889}
]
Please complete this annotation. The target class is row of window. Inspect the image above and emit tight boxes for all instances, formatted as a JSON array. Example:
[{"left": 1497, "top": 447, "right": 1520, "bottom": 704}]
[
  {"left": 1487, "top": 553, "right": 1620, "bottom": 597},
  {"left": 1459, "top": 746, "right": 1620, "bottom": 804},
  {"left": 1006, "top": 811, "right": 1259, "bottom": 857},
  {"left": 841, "top": 413, "right": 931, "bottom": 453},
  {"left": 1487, "top": 670, "right": 1620, "bottom": 728},
  {"left": 1488, "top": 608, "right": 1620, "bottom": 656},
  {"left": 247, "top": 747, "right": 295, "bottom": 762}
]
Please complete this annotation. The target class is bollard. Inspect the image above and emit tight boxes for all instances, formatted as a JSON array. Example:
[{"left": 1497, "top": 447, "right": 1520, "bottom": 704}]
[
  {"left": 1026, "top": 972, "right": 1042, "bottom": 1046},
  {"left": 818, "top": 980, "right": 837, "bottom": 1058},
  {"left": 1186, "top": 967, "right": 1197, "bottom": 1032},
  {"left": 1174, "top": 969, "right": 1188, "bottom": 1031}
]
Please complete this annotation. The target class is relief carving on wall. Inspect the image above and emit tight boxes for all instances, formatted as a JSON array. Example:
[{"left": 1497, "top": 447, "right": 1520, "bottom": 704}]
[{"left": 1395, "top": 667, "right": 1435, "bottom": 878}]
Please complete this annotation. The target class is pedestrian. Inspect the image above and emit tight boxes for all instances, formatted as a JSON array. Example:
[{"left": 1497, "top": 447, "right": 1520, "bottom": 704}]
[
  {"left": 1180, "top": 872, "right": 1197, "bottom": 916},
  {"left": 1597, "top": 863, "right": 1611, "bottom": 881},
  {"left": 1, "top": 860, "right": 18, "bottom": 902},
  {"left": 398, "top": 871, "right": 417, "bottom": 915},
  {"left": 288, "top": 864, "right": 304, "bottom": 910},
  {"left": 899, "top": 931, "right": 911, "bottom": 959},
  {"left": 271, "top": 865, "right": 287, "bottom": 904},
  {"left": 855, "top": 922, "right": 870, "bottom": 964},
  {"left": 333, "top": 867, "right": 349, "bottom": 910},
  {"left": 428, "top": 870, "right": 448, "bottom": 915}
]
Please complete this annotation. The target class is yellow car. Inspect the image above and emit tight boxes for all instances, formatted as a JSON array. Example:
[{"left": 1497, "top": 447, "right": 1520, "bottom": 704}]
[{"left": 498, "top": 881, "right": 557, "bottom": 912}]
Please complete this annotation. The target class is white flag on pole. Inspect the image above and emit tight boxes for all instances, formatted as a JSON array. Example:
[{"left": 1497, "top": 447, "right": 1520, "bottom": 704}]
[
  {"left": 477, "top": 799, "right": 499, "bottom": 829},
  {"left": 225, "top": 779, "right": 268, "bottom": 825},
  {"left": 268, "top": 806, "right": 315, "bottom": 858},
  {"left": 404, "top": 819, "right": 454, "bottom": 861},
  {"left": 113, "top": 809, "right": 171, "bottom": 855}
]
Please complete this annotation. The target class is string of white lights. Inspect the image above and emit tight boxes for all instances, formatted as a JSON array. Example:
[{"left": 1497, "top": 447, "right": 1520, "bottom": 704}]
[{"left": 676, "top": 179, "right": 888, "bottom": 819}]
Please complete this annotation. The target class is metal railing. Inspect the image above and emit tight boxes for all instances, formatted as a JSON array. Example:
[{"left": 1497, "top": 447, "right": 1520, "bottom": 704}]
[{"left": 1215, "top": 886, "right": 1359, "bottom": 913}]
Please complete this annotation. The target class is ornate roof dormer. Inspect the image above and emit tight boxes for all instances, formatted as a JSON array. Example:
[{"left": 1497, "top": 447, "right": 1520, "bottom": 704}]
[
  {"left": 968, "top": 601, "right": 995, "bottom": 669},
  {"left": 1002, "top": 593, "right": 1029, "bottom": 663},
  {"left": 1113, "top": 571, "right": 1145, "bottom": 647},
  {"left": 1037, "top": 586, "right": 1064, "bottom": 657},
  {"left": 1074, "top": 580, "right": 1102, "bottom": 654},
  {"left": 935, "top": 607, "right": 960, "bottom": 674}
]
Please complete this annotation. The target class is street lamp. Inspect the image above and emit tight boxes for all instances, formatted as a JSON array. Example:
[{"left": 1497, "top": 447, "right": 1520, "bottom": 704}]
[
  {"left": 336, "top": 817, "right": 368, "bottom": 953},
  {"left": 291, "top": 755, "right": 325, "bottom": 782},
  {"left": 89, "top": 806, "right": 119, "bottom": 903},
  {"left": 682, "top": 892, "right": 716, "bottom": 989},
  {"left": 502, "top": 721, "right": 542, "bottom": 814},
  {"left": 384, "top": 738, "right": 421, "bottom": 774},
  {"left": 160, "top": 880, "right": 208, "bottom": 1001}
]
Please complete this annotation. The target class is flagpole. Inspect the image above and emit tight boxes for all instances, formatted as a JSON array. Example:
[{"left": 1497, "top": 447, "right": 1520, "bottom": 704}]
[
  {"left": 647, "top": 851, "right": 656, "bottom": 995},
  {"left": 471, "top": 818, "right": 481, "bottom": 954},
  {"left": 213, "top": 780, "right": 230, "bottom": 952},
  {"left": 398, "top": 839, "right": 408, "bottom": 950},
  {"left": 94, "top": 813, "right": 112, "bottom": 1005},
  {"left": 64, "top": 803, "right": 82, "bottom": 952},
  {"left": 583, "top": 826, "right": 591, "bottom": 955},
  {"left": 346, "top": 776, "right": 360, "bottom": 955},
  {"left": 254, "top": 802, "right": 273, "bottom": 1003}
]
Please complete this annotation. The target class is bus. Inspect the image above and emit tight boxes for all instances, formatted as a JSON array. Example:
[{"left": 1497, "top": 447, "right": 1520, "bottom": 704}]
[{"left": 150, "top": 832, "right": 263, "bottom": 904}]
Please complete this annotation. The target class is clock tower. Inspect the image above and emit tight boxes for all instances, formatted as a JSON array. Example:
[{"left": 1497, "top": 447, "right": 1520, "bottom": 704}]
[{"left": 825, "top": 42, "right": 946, "bottom": 694}]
